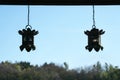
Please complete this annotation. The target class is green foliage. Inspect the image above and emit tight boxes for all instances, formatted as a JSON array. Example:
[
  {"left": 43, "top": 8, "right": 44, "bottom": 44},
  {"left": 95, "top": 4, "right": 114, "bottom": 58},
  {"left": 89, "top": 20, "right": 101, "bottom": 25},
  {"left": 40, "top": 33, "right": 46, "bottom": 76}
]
[{"left": 0, "top": 61, "right": 120, "bottom": 80}]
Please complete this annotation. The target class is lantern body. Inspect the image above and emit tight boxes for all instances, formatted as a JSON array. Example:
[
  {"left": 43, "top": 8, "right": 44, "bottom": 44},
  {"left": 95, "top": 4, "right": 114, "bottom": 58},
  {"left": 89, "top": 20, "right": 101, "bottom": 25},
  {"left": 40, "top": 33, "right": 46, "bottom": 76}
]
[
  {"left": 18, "top": 28, "right": 38, "bottom": 52},
  {"left": 84, "top": 28, "right": 105, "bottom": 52}
]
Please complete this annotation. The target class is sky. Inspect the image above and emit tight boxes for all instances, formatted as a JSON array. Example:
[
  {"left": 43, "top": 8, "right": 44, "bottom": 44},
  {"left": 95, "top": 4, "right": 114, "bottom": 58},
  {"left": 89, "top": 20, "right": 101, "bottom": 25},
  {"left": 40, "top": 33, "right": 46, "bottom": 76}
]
[{"left": 0, "top": 5, "right": 120, "bottom": 69}]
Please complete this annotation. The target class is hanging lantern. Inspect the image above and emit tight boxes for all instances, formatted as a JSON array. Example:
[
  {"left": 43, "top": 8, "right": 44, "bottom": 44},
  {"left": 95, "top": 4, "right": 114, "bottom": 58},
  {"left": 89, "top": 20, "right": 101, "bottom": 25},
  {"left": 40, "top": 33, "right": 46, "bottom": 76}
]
[
  {"left": 18, "top": 25, "right": 38, "bottom": 52},
  {"left": 18, "top": 5, "right": 39, "bottom": 52},
  {"left": 84, "top": 28, "right": 105, "bottom": 52},
  {"left": 84, "top": 5, "right": 105, "bottom": 52}
]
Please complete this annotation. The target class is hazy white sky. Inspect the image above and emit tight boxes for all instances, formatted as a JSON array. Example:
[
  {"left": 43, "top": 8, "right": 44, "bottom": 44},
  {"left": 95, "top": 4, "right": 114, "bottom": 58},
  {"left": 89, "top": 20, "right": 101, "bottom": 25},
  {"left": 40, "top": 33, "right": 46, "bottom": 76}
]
[{"left": 0, "top": 5, "right": 120, "bottom": 69}]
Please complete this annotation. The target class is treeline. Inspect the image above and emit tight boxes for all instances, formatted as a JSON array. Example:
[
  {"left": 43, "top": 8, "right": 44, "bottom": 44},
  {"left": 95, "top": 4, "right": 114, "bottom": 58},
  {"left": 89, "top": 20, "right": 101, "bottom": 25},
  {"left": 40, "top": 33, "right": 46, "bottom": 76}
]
[{"left": 0, "top": 61, "right": 120, "bottom": 80}]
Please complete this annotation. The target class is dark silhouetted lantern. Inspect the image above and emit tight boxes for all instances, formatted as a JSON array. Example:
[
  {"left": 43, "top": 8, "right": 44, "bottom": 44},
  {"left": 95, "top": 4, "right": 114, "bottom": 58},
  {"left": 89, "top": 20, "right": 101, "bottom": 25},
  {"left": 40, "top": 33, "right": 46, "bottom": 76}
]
[
  {"left": 18, "top": 5, "right": 39, "bottom": 52},
  {"left": 84, "top": 5, "right": 105, "bottom": 52},
  {"left": 18, "top": 25, "right": 38, "bottom": 52},
  {"left": 84, "top": 28, "right": 105, "bottom": 52}
]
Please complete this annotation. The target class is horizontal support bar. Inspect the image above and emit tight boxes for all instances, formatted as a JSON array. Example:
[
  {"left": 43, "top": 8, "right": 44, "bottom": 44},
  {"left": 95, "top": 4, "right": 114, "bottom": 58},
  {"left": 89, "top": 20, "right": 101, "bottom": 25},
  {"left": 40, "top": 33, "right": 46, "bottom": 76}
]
[{"left": 0, "top": 0, "right": 120, "bottom": 5}]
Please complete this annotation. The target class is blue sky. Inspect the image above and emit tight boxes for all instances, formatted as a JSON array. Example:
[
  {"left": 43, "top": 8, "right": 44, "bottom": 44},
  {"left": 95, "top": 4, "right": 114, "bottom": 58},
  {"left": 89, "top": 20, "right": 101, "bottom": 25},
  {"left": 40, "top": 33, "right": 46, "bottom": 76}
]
[{"left": 0, "top": 5, "right": 120, "bottom": 69}]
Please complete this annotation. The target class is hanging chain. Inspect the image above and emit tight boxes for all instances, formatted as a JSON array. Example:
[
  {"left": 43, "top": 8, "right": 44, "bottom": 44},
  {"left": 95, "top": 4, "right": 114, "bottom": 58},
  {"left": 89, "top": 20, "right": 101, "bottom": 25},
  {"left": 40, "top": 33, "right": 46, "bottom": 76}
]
[
  {"left": 28, "top": 4, "right": 30, "bottom": 26},
  {"left": 26, "top": 4, "right": 32, "bottom": 29},
  {"left": 92, "top": 5, "right": 96, "bottom": 28}
]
